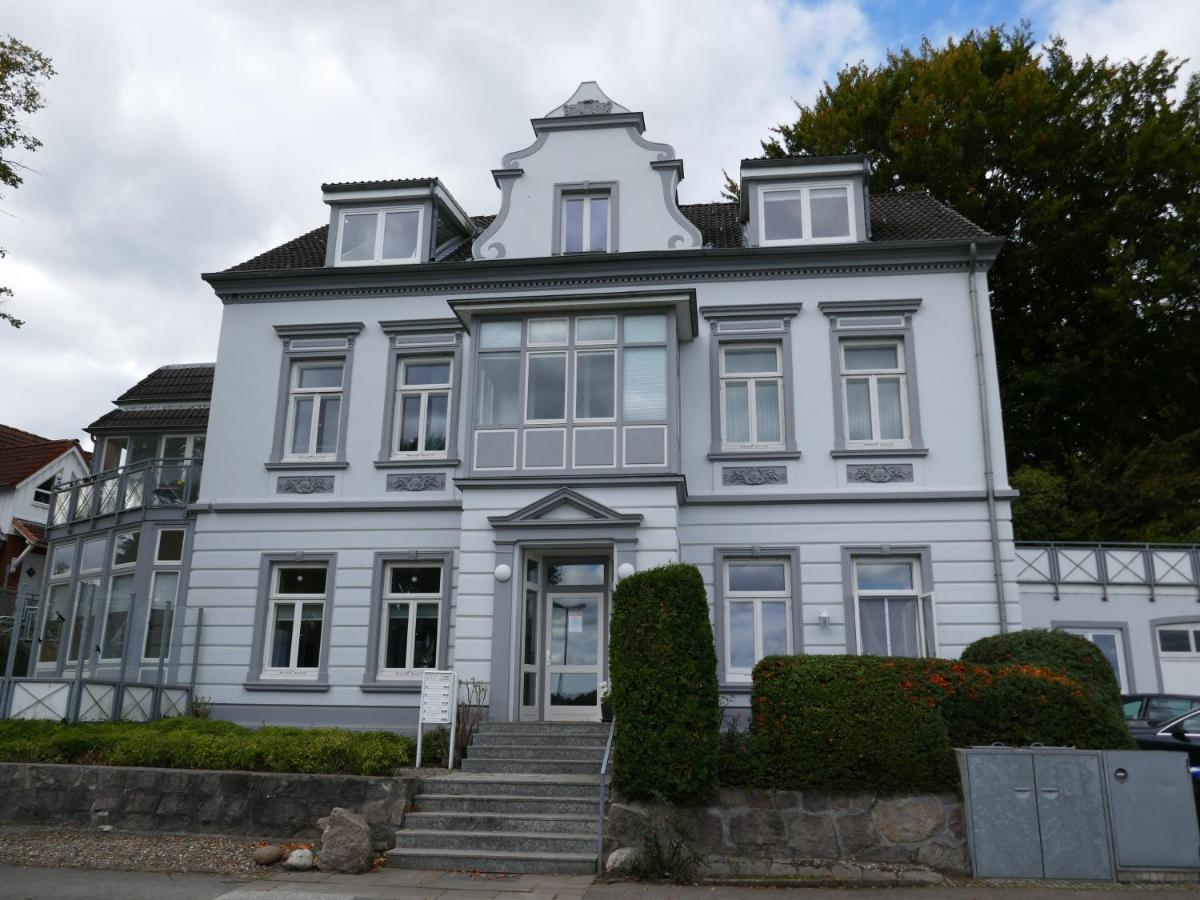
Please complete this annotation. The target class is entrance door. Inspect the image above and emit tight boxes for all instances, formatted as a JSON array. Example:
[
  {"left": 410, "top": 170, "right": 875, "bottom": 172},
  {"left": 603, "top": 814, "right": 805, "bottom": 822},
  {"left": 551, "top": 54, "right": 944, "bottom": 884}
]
[
  {"left": 518, "top": 553, "right": 542, "bottom": 722},
  {"left": 544, "top": 592, "right": 602, "bottom": 721},
  {"left": 1156, "top": 623, "right": 1200, "bottom": 693}
]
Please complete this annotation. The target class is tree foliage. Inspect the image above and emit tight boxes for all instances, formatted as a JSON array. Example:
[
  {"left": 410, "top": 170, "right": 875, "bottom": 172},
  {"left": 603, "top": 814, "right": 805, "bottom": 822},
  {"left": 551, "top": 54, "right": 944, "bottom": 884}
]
[
  {"left": 757, "top": 26, "right": 1200, "bottom": 541},
  {"left": 0, "top": 35, "right": 56, "bottom": 329}
]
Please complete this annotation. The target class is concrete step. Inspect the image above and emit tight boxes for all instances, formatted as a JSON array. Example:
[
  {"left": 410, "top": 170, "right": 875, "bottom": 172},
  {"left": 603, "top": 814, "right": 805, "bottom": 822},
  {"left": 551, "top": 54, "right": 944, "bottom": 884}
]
[
  {"left": 476, "top": 721, "right": 610, "bottom": 736},
  {"left": 393, "top": 828, "right": 596, "bottom": 855},
  {"left": 412, "top": 792, "right": 599, "bottom": 816},
  {"left": 472, "top": 732, "right": 609, "bottom": 748},
  {"left": 460, "top": 757, "right": 601, "bottom": 775},
  {"left": 386, "top": 846, "right": 596, "bottom": 875},
  {"left": 468, "top": 744, "right": 605, "bottom": 762},
  {"left": 403, "top": 810, "right": 598, "bottom": 835},
  {"left": 415, "top": 774, "right": 601, "bottom": 799}
]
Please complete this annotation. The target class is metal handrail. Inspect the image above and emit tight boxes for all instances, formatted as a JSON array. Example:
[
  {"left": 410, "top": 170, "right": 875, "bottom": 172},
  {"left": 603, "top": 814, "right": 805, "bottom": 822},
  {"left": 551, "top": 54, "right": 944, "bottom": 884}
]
[
  {"left": 1017, "top": 540, "right": 1200, "bottom": 550},
  {"left": 596, "top": 718, "right": 615, "bottom": 876},
  {"left": 47, "top": 456, "right": 203, "bottom": 526}
]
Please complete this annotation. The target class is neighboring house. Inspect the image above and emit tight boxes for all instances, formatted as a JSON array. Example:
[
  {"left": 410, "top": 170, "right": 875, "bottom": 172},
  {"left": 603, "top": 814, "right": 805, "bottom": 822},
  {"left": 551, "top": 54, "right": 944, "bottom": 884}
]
[
  {"left": 37, "top": 82, "right": 1028, "bottom": 727},
  {"left": 0, "top": 424, "right": 90, "bottom": 619},
  {"left": 33, "top": 364, "right": 210, "bottom": 683}
]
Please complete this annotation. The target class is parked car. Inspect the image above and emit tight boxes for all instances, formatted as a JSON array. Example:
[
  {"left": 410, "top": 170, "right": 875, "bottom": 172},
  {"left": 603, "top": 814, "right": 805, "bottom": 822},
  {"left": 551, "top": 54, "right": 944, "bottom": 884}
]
[
  {"left": 1122, "top": 693, "right": 1200, "bottom": 730},
  {"left": 1132, "top": 707, "right": 1200, "bottom": 811}
]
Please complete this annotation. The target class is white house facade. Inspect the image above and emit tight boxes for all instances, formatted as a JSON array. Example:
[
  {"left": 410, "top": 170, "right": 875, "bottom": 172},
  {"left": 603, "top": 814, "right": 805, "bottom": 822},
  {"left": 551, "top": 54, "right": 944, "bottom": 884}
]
[{"left": 31, "top": 84, "right": 1036, "bottom": 728}]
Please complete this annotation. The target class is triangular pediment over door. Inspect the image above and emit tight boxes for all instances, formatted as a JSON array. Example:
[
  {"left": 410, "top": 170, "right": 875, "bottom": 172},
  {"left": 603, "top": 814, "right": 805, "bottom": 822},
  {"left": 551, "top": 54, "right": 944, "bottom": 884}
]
[{"left": 488, "top": 487, "right": 644, "bottom": 533}]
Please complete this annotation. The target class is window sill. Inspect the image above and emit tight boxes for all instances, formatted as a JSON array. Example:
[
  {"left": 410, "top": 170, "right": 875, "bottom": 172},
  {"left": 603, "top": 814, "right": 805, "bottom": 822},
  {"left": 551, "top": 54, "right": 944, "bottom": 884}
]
[
  {"left": 708, "top": 450, "right": 802, "bottom": 461},
  {"left": 718, "top": 682, "right": 753, "bottom": 694},
  {"left": 374, "top": 458, "right": 460, "bottom": 469},
  {"left": 360, "top": 680, "right": 421, "bottom": 693},
  {"left": 830, "top": 447, "right": 928, "bottom": 459},
  {"left": 243, "top": 678, "right": 329, "bottom": 692},
  {"left": 264, "top": 460, "right": 349, "bottom": 471}
]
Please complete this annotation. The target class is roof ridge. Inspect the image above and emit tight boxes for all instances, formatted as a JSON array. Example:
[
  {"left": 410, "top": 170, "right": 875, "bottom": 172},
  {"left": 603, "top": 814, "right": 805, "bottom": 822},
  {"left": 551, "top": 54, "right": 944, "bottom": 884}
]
[{"left": 0, "top": 422, "right": 54, "bottom": 444}]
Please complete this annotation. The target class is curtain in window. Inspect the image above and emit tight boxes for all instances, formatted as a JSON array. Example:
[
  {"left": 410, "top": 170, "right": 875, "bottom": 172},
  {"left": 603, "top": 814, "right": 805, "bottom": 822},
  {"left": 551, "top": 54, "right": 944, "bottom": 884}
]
[
  {"left": 761, "top": 601, "right": 788, "bottom": 656},
  {"left": 859, "top": 598, "right": 889, "bottom": 655},
  {"left": 878, "top": 379, "right": 904, "bottom": 440},
  {"left": 728, "top": 601, "right": 755, "bottom": 669},
  {"left": 725, "top": 383, "right": 750, "bottom": 442},
  {"left": 623, "top": 347, "right": 667, "bottom": 421},
  {"left": 888, "top": 598, "right": 919, "bottom": 657},
  {"left": 755, "top": 382, "right": 781, "bottom": 442},
  {"left": 846, "top": 380, "right": 872, "bottom": 440}
]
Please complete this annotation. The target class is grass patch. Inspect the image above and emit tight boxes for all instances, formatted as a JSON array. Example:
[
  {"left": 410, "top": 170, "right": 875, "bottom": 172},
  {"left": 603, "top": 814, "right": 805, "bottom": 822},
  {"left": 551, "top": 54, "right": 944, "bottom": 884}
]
[{"left": 0, "top": 717, "right": 413, "bottom": 776}]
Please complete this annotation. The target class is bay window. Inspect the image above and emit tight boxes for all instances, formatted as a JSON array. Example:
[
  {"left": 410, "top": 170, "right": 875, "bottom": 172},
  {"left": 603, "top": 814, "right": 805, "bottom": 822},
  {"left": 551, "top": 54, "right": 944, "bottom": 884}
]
[
  {"left": 380, "top": 563, "right": 442, "bottom": 676},
  {"left": 99, "top": 529, "right": 139, "bottom": 661}
]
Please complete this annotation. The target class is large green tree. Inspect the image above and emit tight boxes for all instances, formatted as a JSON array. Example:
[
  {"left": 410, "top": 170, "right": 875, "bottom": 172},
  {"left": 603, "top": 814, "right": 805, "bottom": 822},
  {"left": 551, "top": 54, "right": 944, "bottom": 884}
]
[
  {"left": 0, "top": 35, "right": 56, "bottom": 329},
  {"left": 754, "top": 26, "right": 1200, "bottom": 541}
]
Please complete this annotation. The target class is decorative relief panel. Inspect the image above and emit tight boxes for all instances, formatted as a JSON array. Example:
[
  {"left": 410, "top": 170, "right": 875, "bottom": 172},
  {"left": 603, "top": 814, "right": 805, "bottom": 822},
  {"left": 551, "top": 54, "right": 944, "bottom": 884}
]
[
  {"left": 276, "top": 476, "right": 334, "bottom": 495},
  {"left": 722, "top": 466, "right": 787, "bottom": 486},
  {"left": 387, "top": 473, "right": 446, "bottom": 492},
  {"left": 846, "top": 464, "right": 914, "bottom": 484}
]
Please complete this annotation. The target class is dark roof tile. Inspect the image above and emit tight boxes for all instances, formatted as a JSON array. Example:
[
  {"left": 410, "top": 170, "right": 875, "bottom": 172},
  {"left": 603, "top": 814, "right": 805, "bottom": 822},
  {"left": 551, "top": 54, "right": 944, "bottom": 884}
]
[
  {"left": 115, "top": 364, "right": 215, "bottom": 405},
  {"left": 0, "top": 427, "right": 84, "bottom": 489},
  {"left": 87, "top": 407, "right": 210, "bottom": 434},
  {"left": 222, "top": 192, "right": 991, "bottom": 272}
]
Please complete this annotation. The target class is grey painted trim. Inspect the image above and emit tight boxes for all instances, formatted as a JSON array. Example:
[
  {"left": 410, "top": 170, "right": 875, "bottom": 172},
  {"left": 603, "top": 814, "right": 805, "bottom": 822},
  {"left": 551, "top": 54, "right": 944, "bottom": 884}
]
[
  {"left": 723, "top": 466, "right": 787, "bottom": 486},
  {"left": 847, "top": 463, "right": 914, "bottom": 483},
  {"left": 701, "top": 303, "right": 803, "bottom": 321},
  {"left": 706, "top": 309, "right": 801, "bottom": 455},
  {"left": 551, "top": 182, "right": 620, "bottom": 256},
  {"left": 712, "top": 546, "right": 804, "bottom": 687},
  {"left": 489, "top": 486, "right": 643, "bottom": 526},
  {"left": 824, "top": 302, "right": 926, "bottom": 453},
  {"left": 1147, "top": 614, "right": 1200, "bottom": 692},
  {"left": 361, "top": 549, "right": 454, "bottom": 689},
  {"left": 470, "top": 132, "right": 550, "bottom": 261},
  {"left": 1050, "top": 619, "right": 1137, "bottom": 693},
  {"left": 245, "top": 551, "right": 337, "bottom": 687},
  {"left": 198, "top": 500, "right": 461, "bottom": 512},
  {"left": 377, "top": 330, "right": 464, "bottom": 464},
  {"left": 450, "top": 289, "right": 698, "bottom": 340},
  {"left": 374, "top": 458, "right": 461, "bottom": 470},
  {"left": 490, "top": 545, "right": 517, "bottom": 722},
  {"left": 830, "top": 448, "right": 929, "bottom": 459},
  {"left": 840, "top": 544, "right": 934, "bottom": 655},
  {"left": 531, "top": 112, "right": 646, "bottom": 133},
  {"left": 687, "top": 489, "right": 1016, "bottom": 504},
  {"left": 243, "top": 681, "right": 331, "bottom": 692},
  {"left": 628, "top": 128, "right": 702, "bottom": 250},
  {"left": 263, "top": 461, "right": 350, "bottom": 470},
  {"left": 457, "top": 473, "right": 685, "bottom": 490},
  {"left": 379, "top": 318, "right": 463, "bottom": 334},
  {"left": 276, "top": 476, "right": 334, "bottom": 494},
  {"left": 268, "top": 327, "right": 359, "bottom": 465},
  {"left": 214, "top": 702, "right": 420, "bottom": 730},
  {"left": 708, "top": 450, "right": 803, "bottom": 461},
  {"left": 741, "top": 153, "right": 870, "bottom": 169},
  {"left": 386, "top": 473, "right": 446, "bottom": 492}
]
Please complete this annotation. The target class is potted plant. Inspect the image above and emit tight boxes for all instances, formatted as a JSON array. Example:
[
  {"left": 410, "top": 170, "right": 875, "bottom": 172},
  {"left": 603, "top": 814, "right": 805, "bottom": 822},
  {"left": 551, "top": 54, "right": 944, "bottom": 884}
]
[{"left": 600, "top": 679, "right": 613, "bottom": 723}]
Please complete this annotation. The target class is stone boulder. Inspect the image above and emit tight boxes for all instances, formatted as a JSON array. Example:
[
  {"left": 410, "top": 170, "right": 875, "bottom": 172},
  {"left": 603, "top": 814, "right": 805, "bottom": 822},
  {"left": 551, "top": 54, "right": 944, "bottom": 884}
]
[
  {"left": 316, "top": 807, "right": 374, "bottom": 874},
  {"left": 253, "top": 844, "right": 285, "bottom": 866},
  {"left": 606, "top": 846, "right": 640, "bottom": 872},
  {"left": 282, "top": 848, "right": 312, "bottom": 871}
]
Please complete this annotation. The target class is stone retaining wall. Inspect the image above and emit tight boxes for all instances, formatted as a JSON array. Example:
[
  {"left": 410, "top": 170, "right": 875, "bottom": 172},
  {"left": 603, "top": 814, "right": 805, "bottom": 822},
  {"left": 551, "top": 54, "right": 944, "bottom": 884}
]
[
  {"left": 0, "top": 763, "right": 414, "bottom": 839},
  {"left": 606, "top": 789, "right": 967, "bottom": 876}
]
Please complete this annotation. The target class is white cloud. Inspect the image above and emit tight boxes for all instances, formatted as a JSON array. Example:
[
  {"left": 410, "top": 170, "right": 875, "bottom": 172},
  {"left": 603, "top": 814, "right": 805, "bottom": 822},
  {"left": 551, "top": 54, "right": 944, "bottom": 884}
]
[
  {"left": 0, "top": 0, "right": 878, "bottom": 443},
  {"left": 1028, "top": 0, "right": 1200, "bottom": 83}
]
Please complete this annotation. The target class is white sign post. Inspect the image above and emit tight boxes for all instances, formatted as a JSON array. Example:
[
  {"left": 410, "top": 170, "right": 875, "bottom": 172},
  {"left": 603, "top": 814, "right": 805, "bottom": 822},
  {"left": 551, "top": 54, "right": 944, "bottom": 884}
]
[{"left": 416, "top": 669, "right": 458, "bottom": 769}]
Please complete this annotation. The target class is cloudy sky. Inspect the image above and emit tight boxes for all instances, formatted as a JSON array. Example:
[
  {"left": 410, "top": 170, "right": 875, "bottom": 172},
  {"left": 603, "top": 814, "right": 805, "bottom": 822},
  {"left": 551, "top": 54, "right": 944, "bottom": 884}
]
[{"left": 1, "top": 0, "right": 1196, "bottom": 445}]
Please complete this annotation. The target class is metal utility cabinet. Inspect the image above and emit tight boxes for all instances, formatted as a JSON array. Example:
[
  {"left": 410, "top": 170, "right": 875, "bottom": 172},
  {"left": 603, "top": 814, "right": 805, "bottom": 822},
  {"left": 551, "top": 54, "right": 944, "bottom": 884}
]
[{"left": 958, "top": 747, "right": 1200, "bottom": 880}]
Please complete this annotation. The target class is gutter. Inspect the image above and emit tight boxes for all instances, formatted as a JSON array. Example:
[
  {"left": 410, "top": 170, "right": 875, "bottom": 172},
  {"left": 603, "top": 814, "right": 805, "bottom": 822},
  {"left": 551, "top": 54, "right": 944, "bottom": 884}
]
[{"left": 968, "top": 240, "right": 1009, "bottom": 633}]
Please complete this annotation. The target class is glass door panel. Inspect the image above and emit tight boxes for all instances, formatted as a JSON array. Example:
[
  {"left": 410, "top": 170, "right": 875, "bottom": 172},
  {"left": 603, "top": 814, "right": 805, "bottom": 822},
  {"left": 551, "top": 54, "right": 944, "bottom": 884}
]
[
  {"left": 545, "top": 592, "right": 601, "bottom": 721},
  {"left": 519, "top": 552, "right": 541, "bottom": 721}
]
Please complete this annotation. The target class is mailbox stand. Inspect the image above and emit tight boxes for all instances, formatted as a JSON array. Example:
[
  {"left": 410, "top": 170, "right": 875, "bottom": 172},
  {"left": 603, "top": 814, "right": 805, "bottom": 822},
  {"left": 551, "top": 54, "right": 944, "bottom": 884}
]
[{"left": 416, "top": 670, "right": 458, "bottom": 769}]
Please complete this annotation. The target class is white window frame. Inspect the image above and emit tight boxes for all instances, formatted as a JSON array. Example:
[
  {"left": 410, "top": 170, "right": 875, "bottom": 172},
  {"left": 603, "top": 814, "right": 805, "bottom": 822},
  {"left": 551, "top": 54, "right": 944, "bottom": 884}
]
[
  {"left": 575, "top": 315, "right": 618, "bottom": 345},
  {"left": 852, "top": 558, "right": 932, "bottom": 657},
  {"left": 719, "top": 343, "right": 785, "bottom": 450},
  {"left": 141, "top": 569, "right": 180, "bottom": 662},
  {"left": 32, "top": 472, "right": 58, "bottom": 506},
  {"left": 155, "top": 528, "right": 186, "bottom": 564},
  {"left": 100, "top": 569, "right": 137, "bottom": 662},
  {"left": 524, "top": 350, "right": 569, "bottom": 425},
  {"left": 758, "top": 181, "right": 855, "bottom": 246},
  {"left": 527, "top": 317, "right": 570, "bottom": 347},
  {"left": 561, "top": 193, "right": 611, "bottom": 253},
  {"left": 261, "top": 564, "right": 327, "bottom": 678},
  {"left": 378, "top": 562, "right": 443, "bottom": 679},
  {"left": 283, "top": 359, "right": 344, "bottom": 461},
  {"left": 1157, "top": 625, "right": 1200, "bottom": 657},
  {"left": 334, "top": 205, "right": 424, "bottom": 266},
  {"left": 574, "top": 349, "right": 618, "bottom": 423},
  {"left": 840, "top": 339, "right": 911, "bottom": 448},
  {"left": 1064, "top": 627, "right": 1130, "bottom": 692},
  {"left": 723, "top": 559, "right": 792, "bottom": 681},
  {"left": 391, "top": 357, "right": 453, "bottom": 459}
]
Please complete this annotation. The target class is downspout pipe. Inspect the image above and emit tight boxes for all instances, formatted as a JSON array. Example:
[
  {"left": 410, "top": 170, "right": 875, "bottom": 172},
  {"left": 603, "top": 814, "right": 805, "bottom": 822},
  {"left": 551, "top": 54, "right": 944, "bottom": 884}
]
[{"left": 968, "top": 241, "right": 1009, "bottom": 633}]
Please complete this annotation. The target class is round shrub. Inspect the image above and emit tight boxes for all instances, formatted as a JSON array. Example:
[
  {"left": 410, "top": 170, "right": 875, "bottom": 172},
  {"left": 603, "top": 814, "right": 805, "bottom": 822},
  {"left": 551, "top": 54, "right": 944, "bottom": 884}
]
[
  {"left": 961, "top": 629, "right": 1121, "bottom": 709},
  {"left": 748, "top": 655, "right": 959, "bottom": 794},
  {"left": 609, "top": 563, "right": 720, "bottom": 804}
]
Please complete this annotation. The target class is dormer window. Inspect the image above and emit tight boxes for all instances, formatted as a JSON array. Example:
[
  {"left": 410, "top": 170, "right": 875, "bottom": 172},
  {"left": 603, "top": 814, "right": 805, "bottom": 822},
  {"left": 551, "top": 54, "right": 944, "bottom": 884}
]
[
  {"left": 335, "top": 206, "right": 423, "bottom": 265},
  {"left": 759, "top": 182, "right": 854, "bottom": 245}
]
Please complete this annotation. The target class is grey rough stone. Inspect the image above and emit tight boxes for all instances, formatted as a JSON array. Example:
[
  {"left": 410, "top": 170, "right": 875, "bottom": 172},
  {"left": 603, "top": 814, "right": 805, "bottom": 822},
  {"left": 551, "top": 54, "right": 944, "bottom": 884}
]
[
  {"left": 369, "top": 820, "right": 396, "bottom": 851},
  {"left": 784, "top": 812, "right": 839, "bottom": 858},
  {"left": 729, "top": 809, "right": 785, "bottom": 847},
  {"left": 605, "top": 846, "right": 640, "bottom": 872},
  {"left": 917, "top": 837, "right": 969, "bottom": 875},
  {"left": 315, "top": 807, "right": 374, "bottom": 874},
  {"left": 834, "top": 812, "right": 878, "bottom": 854},
  {"left": 875, "top": 796, "right": 945, "bottom": 844},
  {"left": 604, "top": 802, "right": 645, "bottom": 849},
  {"left": 253, "top": 844, "right": 285, "bottom": 866},
  {"left": 282, "top": 848, "right": 313, "bottom": 871},
  {"left": 899, "top": 867, "right": 946, "bottom": 884}
]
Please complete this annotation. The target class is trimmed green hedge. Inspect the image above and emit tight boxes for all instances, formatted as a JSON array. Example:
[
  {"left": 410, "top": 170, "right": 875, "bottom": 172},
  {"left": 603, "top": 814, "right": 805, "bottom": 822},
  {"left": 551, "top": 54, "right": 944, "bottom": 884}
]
[
  {"left": 0, "top": 717, "right": 414, "bottom": 775},
  {"left": 728, "top": 654, "right": 1135, "bottom": 792},
  {"left": 610, "top": 563, "right": 720, "bottom": 804},
  {"left": 748, "top": 656, "right": 960, "bottom": 793},
  {"left": 961, "top": 629, "right": 1122, "bottom": 709}
]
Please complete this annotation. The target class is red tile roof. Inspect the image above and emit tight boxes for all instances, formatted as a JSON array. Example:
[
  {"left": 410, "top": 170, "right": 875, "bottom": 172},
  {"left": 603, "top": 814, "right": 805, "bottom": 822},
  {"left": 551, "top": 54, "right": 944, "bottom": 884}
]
[
  {"left": 10, "top": 517, "right": 46, "bottom": 547},
  {"left": 0, "top": 424, "right": 86, "bottom": 489}
]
